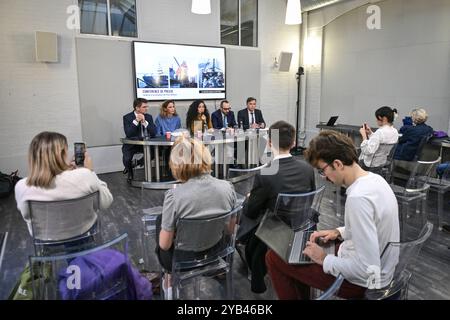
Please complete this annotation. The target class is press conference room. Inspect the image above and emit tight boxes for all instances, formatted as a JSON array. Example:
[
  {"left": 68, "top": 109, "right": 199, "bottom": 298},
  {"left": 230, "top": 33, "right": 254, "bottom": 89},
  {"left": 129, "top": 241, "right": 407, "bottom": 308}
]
[{"left": 0, "top": 0, "right": 449, "bottom": 305}]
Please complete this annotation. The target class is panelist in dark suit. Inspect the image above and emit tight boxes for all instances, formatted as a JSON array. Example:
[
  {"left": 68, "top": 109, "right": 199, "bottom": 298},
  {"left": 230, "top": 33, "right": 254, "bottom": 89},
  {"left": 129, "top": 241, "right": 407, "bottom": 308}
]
[
  {"left": 211, "top": 100, "right": 236, "bottom": 129},
  {"left": 237, "top": 97, "right": 266, "bottom": 130},
  {"left": 243, "top": 121, "right": 315, "bottom": 293},
  {"left": 122, "top": 98, "right": 156, "bottom": 181}
]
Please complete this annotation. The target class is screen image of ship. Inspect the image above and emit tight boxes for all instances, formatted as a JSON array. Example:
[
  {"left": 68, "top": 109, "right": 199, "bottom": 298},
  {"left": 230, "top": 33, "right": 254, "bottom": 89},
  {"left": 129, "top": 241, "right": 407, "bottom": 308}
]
[
  {"left": 136, "top": 63, "right": 169, "bottom": 88},
  {"left": 199, "top": 58, "right": 224, "bottom": 89}
]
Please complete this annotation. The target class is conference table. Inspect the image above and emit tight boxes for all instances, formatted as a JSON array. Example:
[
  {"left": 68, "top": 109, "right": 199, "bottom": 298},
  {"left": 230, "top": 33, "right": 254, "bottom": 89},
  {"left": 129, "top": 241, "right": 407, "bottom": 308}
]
[{"left": 121, "top": 129, "right": 269, "bottom": 189}]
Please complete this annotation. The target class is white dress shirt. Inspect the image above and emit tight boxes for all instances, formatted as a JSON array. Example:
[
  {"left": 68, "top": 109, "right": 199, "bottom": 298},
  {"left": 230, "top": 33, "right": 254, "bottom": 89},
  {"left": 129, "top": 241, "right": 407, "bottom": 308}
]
[
  {"left": 132, "top": 111, "right": 148, "bottom": 128},
  {"left": 248, "top": 110, "right": 256, "bottom": 125}
]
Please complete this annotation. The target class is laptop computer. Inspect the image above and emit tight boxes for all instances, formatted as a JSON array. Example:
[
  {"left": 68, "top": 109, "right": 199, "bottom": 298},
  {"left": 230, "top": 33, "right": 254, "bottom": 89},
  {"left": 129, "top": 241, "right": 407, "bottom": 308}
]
[
  {"left": 255, "top": 212, "right": 335, "bottom": 265},
  {"left": 326, "top": 116, "right": 339, "bottom": 127}
]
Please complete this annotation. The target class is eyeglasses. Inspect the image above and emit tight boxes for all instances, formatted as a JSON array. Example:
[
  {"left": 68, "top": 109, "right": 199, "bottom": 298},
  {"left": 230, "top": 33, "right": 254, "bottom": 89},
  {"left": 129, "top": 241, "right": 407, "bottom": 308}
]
[
  {"left": 317, "top": 163, "right": 331, "bottom": 177},
  {"left": 222, "top": 108, "right": 231, "bottom": 111}
]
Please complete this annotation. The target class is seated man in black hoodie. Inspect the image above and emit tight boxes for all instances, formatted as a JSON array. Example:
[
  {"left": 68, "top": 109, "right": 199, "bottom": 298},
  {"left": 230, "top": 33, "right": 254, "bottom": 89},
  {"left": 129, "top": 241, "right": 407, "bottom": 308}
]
[{"left": 243, "top": 120, "right": 316, "bottom": 293}]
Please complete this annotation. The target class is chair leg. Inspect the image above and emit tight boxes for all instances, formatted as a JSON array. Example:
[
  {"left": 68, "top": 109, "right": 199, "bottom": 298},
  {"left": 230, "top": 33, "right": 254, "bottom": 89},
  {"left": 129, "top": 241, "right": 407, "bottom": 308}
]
[
  {"left": 226, "top": 255, "right": 234, "bottom": 300},
  {"left": 193, "top": 277, "right": 201, "bottom": 300},
  {"left": 421, "top": 195, "right": 427, "bottom": 227},
  {"left": 400, "top": 201, "right": 408, "bottom": 242},
  {"left": 437, "top": 191, "right": 444, "bottom": 231}
]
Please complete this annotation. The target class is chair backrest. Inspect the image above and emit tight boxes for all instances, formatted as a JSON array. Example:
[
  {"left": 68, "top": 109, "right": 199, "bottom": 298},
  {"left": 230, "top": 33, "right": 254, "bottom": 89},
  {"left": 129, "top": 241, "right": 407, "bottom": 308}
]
[
  {"left": 0, "top": 232, "right": 7, "bottom": 274},
  {"left": 366, "top": 222, "right": 433, "bottom": 300},
  {"left": 414, "top": 134, "right": 433, "bottom": 161},
  {"left": 404, "top": 158, "right": 441, "bottom": 193},
  {"left": 315, "top": 274, "right": 345, "bottom": 300},
  {"left": 30, "top": 233, "right": 130, "bottom": 300},
  {"left": 172, "top": 205, "right": 242, "bottom": 271},
  {"left": 227, "top": 164, "right": 268, "bottom": 198},
  {"left": 28, "top": 191, "right": 100, "bottom": 242},
  {"left": 368, "top": 143, "right": 398, "bottom": 168},
  {"left": 274, "top": 185, "right": 326, "bottom": 231}
]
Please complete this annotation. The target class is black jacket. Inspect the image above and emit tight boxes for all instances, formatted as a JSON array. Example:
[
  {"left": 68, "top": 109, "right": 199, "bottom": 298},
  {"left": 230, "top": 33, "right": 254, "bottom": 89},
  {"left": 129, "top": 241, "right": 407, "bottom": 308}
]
[
  {"left": 123, "top": 111, "right": 156, "bottom": 140},
  {"left": 211, "top": 109, "right": 237, "bottom": 129},
  {"left": 244, "top": 157, "right": 316, "bottom": 220},
  {"left": 237, "top": 108, "right": 265, "bottom": 130}
]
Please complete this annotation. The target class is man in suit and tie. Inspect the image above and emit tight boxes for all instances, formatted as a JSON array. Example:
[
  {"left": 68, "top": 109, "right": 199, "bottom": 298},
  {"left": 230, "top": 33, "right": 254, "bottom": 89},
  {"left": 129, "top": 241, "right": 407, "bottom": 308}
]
[
  {"left": 242, "top": 120, "right": 316, "bottom": 293},
  {"left": 122, "top": 98, "right": 156, "bottom": 182},
  {"left": 237, "top": 97, "right": 266, "bottom": 130},
  {"left": 211, "top": 100, "right": 236, "bottom": 129}
]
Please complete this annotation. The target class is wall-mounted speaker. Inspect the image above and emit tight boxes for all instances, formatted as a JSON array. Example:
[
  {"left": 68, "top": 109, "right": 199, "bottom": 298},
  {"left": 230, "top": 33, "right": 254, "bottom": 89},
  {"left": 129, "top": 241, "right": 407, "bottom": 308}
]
[
  {"left": 278, "top": 51, "right": 293, "bottom": 72},
  {"left": 35, "top": 31, "right": 58, "bottom": 62}
]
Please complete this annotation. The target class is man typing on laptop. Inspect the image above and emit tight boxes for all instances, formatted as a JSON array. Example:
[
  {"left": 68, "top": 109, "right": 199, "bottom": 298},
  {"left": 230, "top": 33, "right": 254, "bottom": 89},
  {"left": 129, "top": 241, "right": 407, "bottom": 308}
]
[{"left": 266, "top": 130, "right": 400, "bottom": 299}]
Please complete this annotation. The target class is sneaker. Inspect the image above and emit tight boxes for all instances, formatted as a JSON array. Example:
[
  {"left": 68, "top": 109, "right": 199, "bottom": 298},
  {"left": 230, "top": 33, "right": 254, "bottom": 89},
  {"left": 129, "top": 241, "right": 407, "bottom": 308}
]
[
  {"left": 162, "top": 276, "right": 173, "bottom": 300},
  {"left": 442, "top": 225, "right": 450, "bottom": 234},
  {"left": 162, "top": 285, "right": 173, "bottom": 300}
]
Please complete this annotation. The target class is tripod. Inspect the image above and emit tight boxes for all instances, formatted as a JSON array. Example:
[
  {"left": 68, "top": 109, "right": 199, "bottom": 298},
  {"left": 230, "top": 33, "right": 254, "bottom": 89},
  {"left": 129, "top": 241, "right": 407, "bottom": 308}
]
[{"left": 291, "top": 66, "right": 305, "bottom": 155}]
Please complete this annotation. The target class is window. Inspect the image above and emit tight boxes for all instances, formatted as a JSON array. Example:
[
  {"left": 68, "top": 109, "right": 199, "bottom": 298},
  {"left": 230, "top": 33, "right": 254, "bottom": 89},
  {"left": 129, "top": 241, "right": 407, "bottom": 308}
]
[
  {"left": 79, "top": 0, "right": 137, "bottom": 37},
  {"left": 220, "top": 0, "right": 258, "bottom": 47}
]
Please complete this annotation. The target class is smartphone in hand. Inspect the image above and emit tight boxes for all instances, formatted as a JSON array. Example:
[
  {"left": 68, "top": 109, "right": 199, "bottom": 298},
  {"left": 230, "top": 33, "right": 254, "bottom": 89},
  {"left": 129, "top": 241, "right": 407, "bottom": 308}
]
[{"left": 74, "top": 142, "right": 86, "bottom": 167}]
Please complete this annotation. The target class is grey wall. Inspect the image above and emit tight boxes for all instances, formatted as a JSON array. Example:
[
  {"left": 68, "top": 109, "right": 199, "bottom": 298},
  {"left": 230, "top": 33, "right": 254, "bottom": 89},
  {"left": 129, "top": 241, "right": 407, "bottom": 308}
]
[
  {"left": 320, "top": 0, "right": 450, "bottom": 131},
  {"left": 0, "top": 0, "right": 82, "bottom": 176},
  {"left": 76, "top": 38, "right": 134, "bottom": 147}
]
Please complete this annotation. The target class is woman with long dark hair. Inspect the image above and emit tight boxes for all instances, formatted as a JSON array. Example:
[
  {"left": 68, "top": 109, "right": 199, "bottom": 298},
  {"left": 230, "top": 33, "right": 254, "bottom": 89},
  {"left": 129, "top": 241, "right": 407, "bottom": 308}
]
[{"left": 186, "top": 100, "right": 212, "bottom": 135}]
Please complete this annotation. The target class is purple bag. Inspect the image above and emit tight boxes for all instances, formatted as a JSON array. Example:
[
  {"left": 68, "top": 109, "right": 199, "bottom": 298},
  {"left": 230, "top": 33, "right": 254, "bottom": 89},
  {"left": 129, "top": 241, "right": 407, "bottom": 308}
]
[
  {"left": 433, "top": 131, "right": 448, "bottom": 138},
  {"left": 58, "top": 248, "right": 152, "bottom": 300}
]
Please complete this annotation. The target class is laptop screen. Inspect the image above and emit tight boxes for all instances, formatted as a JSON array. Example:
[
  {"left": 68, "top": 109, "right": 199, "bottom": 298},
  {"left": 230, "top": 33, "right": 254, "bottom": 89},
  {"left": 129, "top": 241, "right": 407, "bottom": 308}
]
[{"left": 326, "top": 116, "right": 339, "bottom": 127}]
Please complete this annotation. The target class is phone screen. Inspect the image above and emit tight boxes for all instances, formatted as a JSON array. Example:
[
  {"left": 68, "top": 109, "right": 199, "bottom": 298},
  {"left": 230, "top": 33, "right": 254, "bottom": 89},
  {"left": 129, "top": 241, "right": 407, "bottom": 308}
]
[{"left": 74, "top": 143, "right": 86, "bottom": 166}]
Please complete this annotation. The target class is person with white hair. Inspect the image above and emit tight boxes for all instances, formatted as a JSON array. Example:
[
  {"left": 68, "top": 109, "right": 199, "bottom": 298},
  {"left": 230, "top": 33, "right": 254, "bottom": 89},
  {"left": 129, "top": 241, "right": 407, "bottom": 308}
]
[{"left": 394, "top": 108, "right": 434, "bottom": 161}]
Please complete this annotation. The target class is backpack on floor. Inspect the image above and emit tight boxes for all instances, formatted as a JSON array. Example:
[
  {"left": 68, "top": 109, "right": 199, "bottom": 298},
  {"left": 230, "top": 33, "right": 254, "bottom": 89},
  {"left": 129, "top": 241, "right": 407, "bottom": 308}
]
[{"left": 0, "top": 170, "right": 21, "bottom": 198}]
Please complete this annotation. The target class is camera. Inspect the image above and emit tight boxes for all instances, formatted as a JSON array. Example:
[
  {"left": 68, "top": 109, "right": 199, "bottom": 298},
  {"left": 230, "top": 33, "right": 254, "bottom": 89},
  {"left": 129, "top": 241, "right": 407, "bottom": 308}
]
[{"left": 74, "top": 142, "right": 86, "bottom": 167}]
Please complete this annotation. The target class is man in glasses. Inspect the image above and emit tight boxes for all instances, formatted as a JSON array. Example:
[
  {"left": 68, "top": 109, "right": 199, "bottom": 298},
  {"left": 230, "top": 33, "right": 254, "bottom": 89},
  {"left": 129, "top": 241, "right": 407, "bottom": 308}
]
[
  {"left": 211, "top": 100, "right": 236, "bottom": 129},
  {"left": 122, "top": 98, "right": 156, "bottom": 182},
  {"left": 266, "top": 130, "right": 400, "bottom": 299}
]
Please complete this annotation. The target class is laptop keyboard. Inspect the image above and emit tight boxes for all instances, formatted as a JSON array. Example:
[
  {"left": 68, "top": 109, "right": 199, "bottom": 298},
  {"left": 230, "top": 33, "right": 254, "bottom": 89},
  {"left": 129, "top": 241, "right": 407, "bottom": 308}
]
[{"left": 289, "top": 230, "right": 314, "bottom": 264}]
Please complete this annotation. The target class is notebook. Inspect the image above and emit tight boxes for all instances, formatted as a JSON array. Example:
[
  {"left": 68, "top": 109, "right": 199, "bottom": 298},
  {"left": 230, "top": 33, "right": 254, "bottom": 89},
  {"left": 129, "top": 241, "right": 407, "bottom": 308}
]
[
  {"left": 326, "top": 116, "right": 339, "bottom": 127},
  {"left": 255, "top": 212, "right": 335, "bottom": 265}
]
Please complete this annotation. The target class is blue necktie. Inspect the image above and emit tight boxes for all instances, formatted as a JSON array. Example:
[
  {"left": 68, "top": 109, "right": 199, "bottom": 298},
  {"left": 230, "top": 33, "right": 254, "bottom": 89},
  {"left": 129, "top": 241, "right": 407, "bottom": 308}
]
[
  {"left": 223, "top": 115, "right": 228, "bottom": 128},
  {"left": 251, "top": 113, "right": 255, "bottom": 125}
]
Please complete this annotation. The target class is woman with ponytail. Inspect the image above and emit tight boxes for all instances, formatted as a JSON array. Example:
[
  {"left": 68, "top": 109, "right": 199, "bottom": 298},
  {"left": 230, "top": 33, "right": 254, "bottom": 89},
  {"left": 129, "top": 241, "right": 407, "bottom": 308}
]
[{"left": 359, "top": 106, "right": 399, "bottom": 168}]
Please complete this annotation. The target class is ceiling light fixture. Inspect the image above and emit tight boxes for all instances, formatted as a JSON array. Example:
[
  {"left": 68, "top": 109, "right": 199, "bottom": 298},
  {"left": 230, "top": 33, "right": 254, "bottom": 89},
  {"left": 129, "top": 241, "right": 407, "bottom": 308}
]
[
  {"left": 191, "top": 0, "right": 211, "bottom": 15},
  {"left": 285, "top": 0, "right": 302, "bottom": 25}
]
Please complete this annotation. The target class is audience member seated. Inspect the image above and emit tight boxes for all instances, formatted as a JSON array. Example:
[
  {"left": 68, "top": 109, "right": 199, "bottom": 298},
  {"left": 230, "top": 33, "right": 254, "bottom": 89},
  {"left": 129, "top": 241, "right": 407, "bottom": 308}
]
[
  {"left": 266, "top": 130, "right": 400, "bottom": 300},
  {"left": 394, "top": 108, "right": 433, "bottom": 161},
  {"left": 237, "top": 97, "right": 266, "bottom": 130},
  {"left": 122, "top": 98, "right": 156, "bottom": 182},
  {"left": 155, "top": 137, "right": 237, "bottom": 299},
  {"left": 154, "top": 100, "right": 181, "bottom": 136},
  {"left": 15, "top": 131, "right": 113, "bottom": 237},
  {"left": 359, "top": 106, "right": 398, "bottom": 169},
  {"left": 186, "top": 100, "right": 213, "bottom": 135},
  {"left": 437, "top": 162, "right": 450, "bottom": 233},
  {"left": 211, "top": 100, "right": 236, "bottom": 129},
  {"left": 242, "top": 121, "right": 315, "bottom": 293}
]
